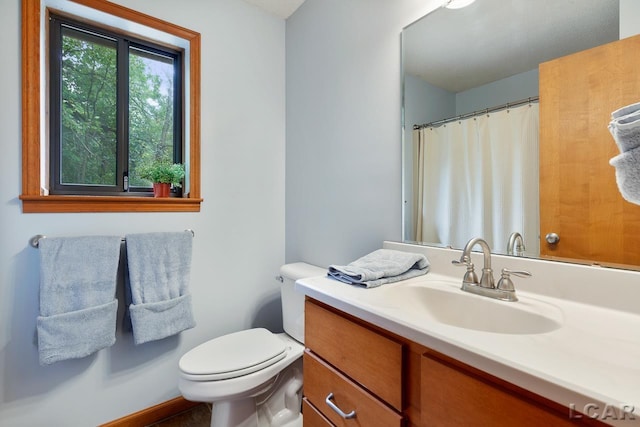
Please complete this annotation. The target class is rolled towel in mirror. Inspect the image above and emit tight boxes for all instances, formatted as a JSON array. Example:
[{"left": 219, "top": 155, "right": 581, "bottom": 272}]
[
  {"left": 611, "top": 101, "right": 640, "bottom": 120},
  {"left": 609, "top": 146, "right": 640, "bottom": 205},
  {"left": 608, "top": 110, "right": 640, "bottom": 153}
]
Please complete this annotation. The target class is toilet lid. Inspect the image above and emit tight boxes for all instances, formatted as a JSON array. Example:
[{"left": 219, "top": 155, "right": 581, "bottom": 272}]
[{"left": 179, "top": 328, "right": 287, "bottom": 380}]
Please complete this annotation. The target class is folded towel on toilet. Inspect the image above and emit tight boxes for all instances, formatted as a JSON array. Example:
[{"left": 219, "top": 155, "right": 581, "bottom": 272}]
[
  {"left": 610, "top": 146, "right": 640, "bottom": 205},
  {"left": 37, "top": 235, "right": 122, "bottom": 365},
  {"left": 328, "top": 249, "right": 429, "bottom": 288},
  {"left": 125, "top": 231, "right": 196, "bottom": 344}
]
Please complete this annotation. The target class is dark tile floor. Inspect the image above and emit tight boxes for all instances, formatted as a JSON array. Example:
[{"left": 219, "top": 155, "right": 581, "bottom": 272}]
[{"left": 148, "top": 403, "right": 211, "bottom": 427}]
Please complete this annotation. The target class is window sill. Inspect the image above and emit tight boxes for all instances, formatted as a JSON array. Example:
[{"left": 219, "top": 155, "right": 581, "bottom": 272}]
[{"left": 20, "top": 195, "right": 203, "bottom": 213}]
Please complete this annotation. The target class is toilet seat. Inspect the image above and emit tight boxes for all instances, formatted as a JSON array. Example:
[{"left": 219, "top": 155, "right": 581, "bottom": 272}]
[{"left": 179, "top": 328, "right": 287, "bottom": 381}]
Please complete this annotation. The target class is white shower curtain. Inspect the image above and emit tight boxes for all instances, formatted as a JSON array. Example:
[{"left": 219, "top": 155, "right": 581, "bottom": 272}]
[{"left": 413, "top": 103, "right": 539, "bottom": 255}]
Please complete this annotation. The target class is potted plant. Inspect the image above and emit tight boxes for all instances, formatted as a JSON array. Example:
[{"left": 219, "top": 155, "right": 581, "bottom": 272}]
[{"left": 139, "top": 162, "right": 186, "bottom": 197}]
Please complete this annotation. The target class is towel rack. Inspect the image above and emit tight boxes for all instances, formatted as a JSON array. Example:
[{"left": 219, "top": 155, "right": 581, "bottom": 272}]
[{"left": 29, "top": 229, "right": 195, "bottom": 249}]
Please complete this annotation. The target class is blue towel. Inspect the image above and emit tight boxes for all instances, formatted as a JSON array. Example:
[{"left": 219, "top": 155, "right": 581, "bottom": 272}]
[
  {"left": 125, "top": 231, "right": 196, "bottom": 344},
  {"left": 611, "top": 101, "right": 640, "bottom": 120},
  {"left": 610, "top": 146, "right": 640, "bottom": 205},
  {"left": 37, "top": 236, "right": 122, "bottom": 365},
  {"left": 608, "top": 110, "right": 640, "bottom": 153},
  {"left": 608, "top": 102, "right": 640, "bottom": 205},
  {"left": 328, "top": 249, "right": 430, "bottom": 288}
]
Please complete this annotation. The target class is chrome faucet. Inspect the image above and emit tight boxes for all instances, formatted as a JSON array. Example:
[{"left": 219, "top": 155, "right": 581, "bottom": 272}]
[
  {"left": 454, "top": 237, "right": 495, "bottom": 288},
  {"left": 452, "top": 237, "right": 531, "bottom": 302},
  {"left": 507, "top": 232, "right": 526, "bottom": 256}
]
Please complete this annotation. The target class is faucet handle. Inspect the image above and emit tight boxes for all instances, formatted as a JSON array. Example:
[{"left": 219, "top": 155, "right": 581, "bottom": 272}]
[
  {"left": 451, "top": 255, "right": 471, "bottom": 267},
  {"left": 497, "top": 268, "right": 531, "bottom": 292},
  {"left": 452, "top": 256, "right": 479, "bottom": 285}
]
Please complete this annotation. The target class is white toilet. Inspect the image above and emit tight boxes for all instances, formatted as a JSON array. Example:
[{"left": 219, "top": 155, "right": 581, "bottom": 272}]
[{"left": 178, "top": 262, "right": 325, "bottom": 427}]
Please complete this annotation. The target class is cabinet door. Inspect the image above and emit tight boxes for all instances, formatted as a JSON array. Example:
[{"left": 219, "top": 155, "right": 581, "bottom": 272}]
[{"left": 421, "top": 353, "right": 585, "bottom": 426}]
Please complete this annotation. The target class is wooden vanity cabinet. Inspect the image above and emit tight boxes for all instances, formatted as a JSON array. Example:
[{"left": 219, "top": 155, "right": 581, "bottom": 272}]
[{"left": 303, "top": 298, "right": 606, "bottom": 427}]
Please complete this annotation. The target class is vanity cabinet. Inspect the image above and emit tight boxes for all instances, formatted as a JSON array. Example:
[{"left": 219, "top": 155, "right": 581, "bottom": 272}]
[{"left": 303, "top": 298, "right": 606, "bottom": 427}]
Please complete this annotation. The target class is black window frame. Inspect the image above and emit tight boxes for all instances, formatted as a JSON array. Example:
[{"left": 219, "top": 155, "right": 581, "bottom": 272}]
[{"left": 48, "top": 13, "right": 184, "bottom": 196}]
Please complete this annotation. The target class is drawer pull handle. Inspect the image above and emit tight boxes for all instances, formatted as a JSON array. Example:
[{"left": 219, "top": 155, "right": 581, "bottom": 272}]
[{"left": 325, "top": 392, "right": 356, "bottom": 419}]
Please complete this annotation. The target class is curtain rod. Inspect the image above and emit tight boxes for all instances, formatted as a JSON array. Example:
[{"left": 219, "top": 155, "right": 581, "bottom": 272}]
[
  {"left": 29, "top": 229, "right": 195, "bottom": 248},
  {"left": 413, "top": 96, "right": 539, "bottom": 130}
]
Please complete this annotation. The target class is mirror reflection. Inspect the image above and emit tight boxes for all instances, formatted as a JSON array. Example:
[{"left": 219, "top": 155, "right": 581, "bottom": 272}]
[{"left": 401, "top": 0, "right": 635, "bottom": 266}]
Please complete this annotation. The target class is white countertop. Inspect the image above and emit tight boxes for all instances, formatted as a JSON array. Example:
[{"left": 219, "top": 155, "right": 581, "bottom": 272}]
[{"left": 296, "top": 245, "right": 640, "bottom": 426}]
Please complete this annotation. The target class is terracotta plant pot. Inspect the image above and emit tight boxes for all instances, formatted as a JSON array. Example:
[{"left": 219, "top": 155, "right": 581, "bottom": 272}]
[{"left": 152, "top": 182, "right": 171, "bottom": 198}]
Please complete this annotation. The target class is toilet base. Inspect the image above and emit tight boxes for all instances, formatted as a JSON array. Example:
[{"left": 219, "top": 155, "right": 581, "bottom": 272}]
[
  {"left": 206, "top": 358, "right": 303, "bottom": 427},
  {"left": 211, "top": 399, "right": 302, "bottom": 427},
  {"left": 211, "top": 399, "right": 258, "bottom": 427}
]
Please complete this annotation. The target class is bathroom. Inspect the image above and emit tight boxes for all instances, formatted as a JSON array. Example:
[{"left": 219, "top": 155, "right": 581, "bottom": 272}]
[{"left": 1, "top": 0, "right": 639, "bottom": 426}]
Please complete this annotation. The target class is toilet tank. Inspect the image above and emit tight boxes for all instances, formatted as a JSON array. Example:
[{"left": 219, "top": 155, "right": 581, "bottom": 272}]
[{"left": 279, "top": 262, "right": 326, "bottom": 343}]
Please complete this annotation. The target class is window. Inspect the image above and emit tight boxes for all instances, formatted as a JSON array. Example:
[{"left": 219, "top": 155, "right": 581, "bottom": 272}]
[
  {"left": 21, "top": 0, "right": 202, "bottom": 212},
  {"left": 50, "top": 14, "right": 183, "bottom": 196}
]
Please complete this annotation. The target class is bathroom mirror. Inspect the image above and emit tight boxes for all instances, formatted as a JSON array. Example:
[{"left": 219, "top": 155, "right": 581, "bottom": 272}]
[{"left": 400, "top": 0, "right": 640, "bottom": 268}]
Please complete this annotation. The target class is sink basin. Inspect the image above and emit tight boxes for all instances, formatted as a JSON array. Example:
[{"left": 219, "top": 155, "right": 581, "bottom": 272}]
[{"left": 385, "top": 283, "right": 563, "bottom": 334}]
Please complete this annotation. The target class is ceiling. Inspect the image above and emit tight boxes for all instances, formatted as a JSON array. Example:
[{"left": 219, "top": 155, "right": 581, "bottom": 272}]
[
  {"left": 242, "top": 0, "right": 306, "bottom": 19},
  {"left": 403, "top": 0, "right": 620, "bottom": 93},
  {"left": 242, "top": 0, "right": 620, "bottom": 93}
]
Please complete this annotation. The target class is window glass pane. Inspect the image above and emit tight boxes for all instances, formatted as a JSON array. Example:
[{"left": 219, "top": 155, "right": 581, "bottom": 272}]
[
  {"left": 128, "top": 47, "right": 176, "bottom": 187},
  {"left": 60, "top": 27, "right": 117, "bottom": 186}
]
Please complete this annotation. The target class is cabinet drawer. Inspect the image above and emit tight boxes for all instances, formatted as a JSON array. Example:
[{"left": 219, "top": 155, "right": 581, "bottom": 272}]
[
  {"left": 305, "top": 300, "right": 403, "bottom": 410},
  {"left": 304, "top": 351, "right": 403, "bottom": 427},
  {"left": 303, "top": 398, "right": 335, "bottom": 427}
]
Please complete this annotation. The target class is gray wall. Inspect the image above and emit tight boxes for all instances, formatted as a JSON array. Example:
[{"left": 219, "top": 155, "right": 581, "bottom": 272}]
[
  {"left": 621, "top": 0, "right": 640, "bottom": 38},
  {"left": 285, "top": 0, "right": 442, "bottom": 267},
  {"left": 404, "top": 73, "right": 456, "bottom": 130},
  {"left": 455, "top": 69, "right": 539, "bottom": 115},
  {"left": 0, "top": 0, "right": 286, "bottom": 425}
]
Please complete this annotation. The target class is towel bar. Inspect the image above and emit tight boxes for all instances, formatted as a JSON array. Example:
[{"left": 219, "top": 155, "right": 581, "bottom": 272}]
[{"left": 29, "top": 229, "right": 195, "bottom": 248}]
